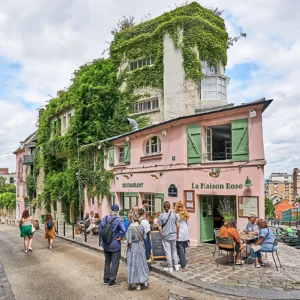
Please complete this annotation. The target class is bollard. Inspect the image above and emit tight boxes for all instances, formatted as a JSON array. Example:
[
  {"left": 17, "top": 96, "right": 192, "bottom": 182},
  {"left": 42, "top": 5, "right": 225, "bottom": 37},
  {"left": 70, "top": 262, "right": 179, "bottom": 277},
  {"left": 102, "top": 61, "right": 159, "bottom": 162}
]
[
  {"left": 72, "top": 223, "right": 75, "bottom": 239},
  {"left": 84, "top": 228, "right": 87, "bottom": 243},
  {"left": 63, "top": 222, "right": 66, "bottom": 236},
  {"left": 57, "top": 219, "right": 59, "bottom": 234}
]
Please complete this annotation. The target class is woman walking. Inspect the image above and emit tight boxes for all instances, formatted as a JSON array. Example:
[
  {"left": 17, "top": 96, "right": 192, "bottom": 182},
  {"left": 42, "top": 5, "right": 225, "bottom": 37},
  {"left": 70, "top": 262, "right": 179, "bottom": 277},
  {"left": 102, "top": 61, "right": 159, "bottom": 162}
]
[
  {"left": 45, "top": 213, "right": 56, "bottom": 250},
  {"left": 19, "top": 209, "right": 35, "bottom": 253},
  {"left": 126, "top": 211, "right": 150, "bottom": 291},
  {"left": 174, "top": 201, "right": 189, "bottom": 269}
]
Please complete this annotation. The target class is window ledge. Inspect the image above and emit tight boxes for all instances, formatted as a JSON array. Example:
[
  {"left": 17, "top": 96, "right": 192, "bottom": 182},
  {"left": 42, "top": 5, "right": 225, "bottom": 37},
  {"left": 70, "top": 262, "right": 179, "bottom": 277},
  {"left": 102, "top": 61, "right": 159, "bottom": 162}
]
[
  {"left": 130, "top": 108, "right": 160, "bottom": 116},
  {"left": 113, "top": 164, "right": 127, "bottom": 170},
  {"left": 202, "top": 160, "right": 233, "bottom": 164},
  {"left": 140, "top": 153, "right": 163, "bottom": 161}
]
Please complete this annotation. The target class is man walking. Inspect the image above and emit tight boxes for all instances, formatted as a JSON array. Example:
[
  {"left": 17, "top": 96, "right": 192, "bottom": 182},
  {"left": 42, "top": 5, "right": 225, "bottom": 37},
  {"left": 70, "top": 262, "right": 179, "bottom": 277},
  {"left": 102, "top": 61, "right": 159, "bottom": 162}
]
[
  {"left": 99, "top": 204, "right": 126, "bottom": 287},
  {"left": 158, "top": 201, "right": 180, "bottom": 273}
]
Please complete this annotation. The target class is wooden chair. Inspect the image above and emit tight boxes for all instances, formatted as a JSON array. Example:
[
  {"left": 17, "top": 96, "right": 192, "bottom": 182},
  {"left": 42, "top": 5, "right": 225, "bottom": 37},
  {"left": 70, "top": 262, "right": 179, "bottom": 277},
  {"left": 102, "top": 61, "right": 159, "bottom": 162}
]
[{"left": 216, "top": 236, "right": 242, "bottom": 271}]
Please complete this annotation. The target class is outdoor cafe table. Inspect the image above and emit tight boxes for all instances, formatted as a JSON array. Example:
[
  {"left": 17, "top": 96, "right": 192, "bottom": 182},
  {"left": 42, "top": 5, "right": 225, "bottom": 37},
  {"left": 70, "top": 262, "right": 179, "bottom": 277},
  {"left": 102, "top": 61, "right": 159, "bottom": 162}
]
[{"left": 240, "top": 233, "right": 258, "bottom": 261}]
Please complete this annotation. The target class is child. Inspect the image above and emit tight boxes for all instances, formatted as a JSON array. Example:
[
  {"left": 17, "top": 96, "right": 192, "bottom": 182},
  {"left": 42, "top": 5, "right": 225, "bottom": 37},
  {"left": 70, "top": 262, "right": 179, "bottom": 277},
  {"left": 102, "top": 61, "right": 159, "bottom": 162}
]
[
  {"left": 123, "top": 217, "right": 131, "bottom": 244},
  {"left": 44, "top": 213, "right": 56, "bottom": 250}
]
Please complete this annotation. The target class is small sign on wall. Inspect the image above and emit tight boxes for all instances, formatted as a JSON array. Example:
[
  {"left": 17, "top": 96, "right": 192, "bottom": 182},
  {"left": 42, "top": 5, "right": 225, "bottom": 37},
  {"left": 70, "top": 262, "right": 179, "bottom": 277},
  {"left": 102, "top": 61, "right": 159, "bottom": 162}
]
[
  {"left": 168, "top": 184, "right": 178, "bottom": 197},
  {"left": 184, "top": 190, "right": 195, "bottom": 212}
]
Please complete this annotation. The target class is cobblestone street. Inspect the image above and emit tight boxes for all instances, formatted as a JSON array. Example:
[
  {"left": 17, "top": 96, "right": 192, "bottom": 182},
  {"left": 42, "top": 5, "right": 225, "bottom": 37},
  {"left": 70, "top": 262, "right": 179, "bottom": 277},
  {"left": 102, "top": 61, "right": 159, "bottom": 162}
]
[{"left": 37, "top": 223, "right": 300, "bottom": 299}]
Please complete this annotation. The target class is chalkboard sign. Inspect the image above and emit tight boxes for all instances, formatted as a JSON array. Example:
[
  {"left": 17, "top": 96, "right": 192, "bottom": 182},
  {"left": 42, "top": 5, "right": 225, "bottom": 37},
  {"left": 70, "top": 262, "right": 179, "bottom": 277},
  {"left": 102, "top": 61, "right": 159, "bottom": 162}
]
[{"left": 150, "top": 231, "right": 166, "bottom": 261}]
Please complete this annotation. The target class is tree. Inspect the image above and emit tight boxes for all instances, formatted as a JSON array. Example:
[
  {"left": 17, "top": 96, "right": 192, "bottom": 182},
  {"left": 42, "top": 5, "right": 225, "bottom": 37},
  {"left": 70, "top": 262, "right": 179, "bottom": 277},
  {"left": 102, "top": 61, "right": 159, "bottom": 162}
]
[
  {"left": 265, "top": 198, "right": 274, "bottom": 217},
  {"left": 0, "top": 192, "right": 16, "bottom": 209},
  {"left": 0, "top": 176, "right": 16, "bottom": 194}
]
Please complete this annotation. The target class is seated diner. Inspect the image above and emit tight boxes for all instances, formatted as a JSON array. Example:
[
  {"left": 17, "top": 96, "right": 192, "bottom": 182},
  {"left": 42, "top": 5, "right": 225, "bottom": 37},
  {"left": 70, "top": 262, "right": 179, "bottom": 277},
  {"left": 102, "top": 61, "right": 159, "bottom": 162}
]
[
  {"left": 219, "top": 219, "right": 246, "bottom": 265},
  {"left": 244, "top": 213, "right": 259, "bottom": 234},
  {"left": 250, "top": 219, "right": 277, "bottom": 268}
]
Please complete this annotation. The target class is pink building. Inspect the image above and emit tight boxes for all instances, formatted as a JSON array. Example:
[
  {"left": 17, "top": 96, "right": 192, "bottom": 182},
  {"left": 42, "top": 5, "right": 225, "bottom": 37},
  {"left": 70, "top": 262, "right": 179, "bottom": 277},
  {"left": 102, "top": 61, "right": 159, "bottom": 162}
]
[
  {"left": 84, "top": 99, "right": 272, "bottom": 246},
  {"left": 14, "top": 132, "right": 37, "bottom": 219}
]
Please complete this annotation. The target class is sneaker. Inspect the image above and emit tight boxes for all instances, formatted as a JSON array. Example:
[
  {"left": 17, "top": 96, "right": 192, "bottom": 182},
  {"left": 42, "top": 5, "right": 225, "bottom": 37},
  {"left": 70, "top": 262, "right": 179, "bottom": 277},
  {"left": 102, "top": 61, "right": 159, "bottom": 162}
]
[
  {"left": 108, "top": 282, "right": 120, "bottom": 288},
  {"left": 49, "top": 247, "right": 52, "bottom": 250},
  {"left": 24, "top": 250, "right": 27, "bottom": 253},
  {"left": 143, "top": 282, "right": 148, "bottom": 287},
  {"left": 174, "top": 264, "right": 180, "bottom": 271},
  {"left": 260, "top": 263, "right": 265, "bottom": 267},
  {"left": 235, "top": 260, "right": 245, "bottom": 265},
  {"left": 164, "top": 267, "right": 174, "bottom": 273},
  {"left": 104, "top": 281, "right": 109, "bottom": 285},
  {"left": 28, "top": 248, "right": 33, "bottom": 252},
  {"left": 136, "top": 284, "right": 141, "bottom": 291},
  {"left": 251, "top": 264, "right": 261, "bottom": 268}
]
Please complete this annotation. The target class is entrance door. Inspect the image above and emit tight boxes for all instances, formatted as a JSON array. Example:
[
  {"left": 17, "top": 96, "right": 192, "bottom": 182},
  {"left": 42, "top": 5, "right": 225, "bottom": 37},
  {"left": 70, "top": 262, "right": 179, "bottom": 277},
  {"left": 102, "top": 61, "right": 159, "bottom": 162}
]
[{"left": 200, "top": 196, "right": 214, "bottom": 242}]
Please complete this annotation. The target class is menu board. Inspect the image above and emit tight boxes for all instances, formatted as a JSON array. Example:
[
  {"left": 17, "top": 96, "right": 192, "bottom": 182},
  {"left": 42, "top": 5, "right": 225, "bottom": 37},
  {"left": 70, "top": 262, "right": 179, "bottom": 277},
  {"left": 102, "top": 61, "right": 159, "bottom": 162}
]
[
  {"left": 238, "top": 196, "right": 258, "bottom": 217},
  {"left": 184, "top": 190, "right": 195, "bottom": 212},
  {"left": 150, "top": 231, "right": 166, "bottom": 261}
]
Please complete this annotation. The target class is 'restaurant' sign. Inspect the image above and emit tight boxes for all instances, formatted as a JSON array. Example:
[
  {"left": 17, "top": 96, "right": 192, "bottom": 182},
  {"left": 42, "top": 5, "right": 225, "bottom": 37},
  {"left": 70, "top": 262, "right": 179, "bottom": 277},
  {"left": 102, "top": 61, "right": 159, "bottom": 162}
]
[
  {"left": 192, "top": 183, "right": 243, "bottom": 190},
  {"left": 122, "top": 183, "right": 143, "bottom": 188}
]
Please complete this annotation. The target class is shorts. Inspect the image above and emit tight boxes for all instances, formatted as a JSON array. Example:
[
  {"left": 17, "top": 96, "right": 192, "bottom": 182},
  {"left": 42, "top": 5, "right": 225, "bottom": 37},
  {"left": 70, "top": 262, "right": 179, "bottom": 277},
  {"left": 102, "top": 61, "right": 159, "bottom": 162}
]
[{"left": 235, "top": 242, "right": 241, "bottom": 252}]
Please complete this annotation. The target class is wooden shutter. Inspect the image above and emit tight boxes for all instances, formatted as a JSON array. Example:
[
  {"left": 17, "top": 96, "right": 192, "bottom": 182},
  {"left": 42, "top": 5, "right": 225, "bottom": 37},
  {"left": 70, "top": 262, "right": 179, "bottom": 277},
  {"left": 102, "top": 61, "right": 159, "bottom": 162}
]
[
  {"left": 187, "top": 125, "right": 202, "bottom": 164},
  {"left": 124, "top": 142, "right": 130, "bottom": 164},
  {"left": 108, "top": 146, "right": 114, "bottom": 166},
  {"left": 232, "top": 119, "right": 249, "bottom": 162}
]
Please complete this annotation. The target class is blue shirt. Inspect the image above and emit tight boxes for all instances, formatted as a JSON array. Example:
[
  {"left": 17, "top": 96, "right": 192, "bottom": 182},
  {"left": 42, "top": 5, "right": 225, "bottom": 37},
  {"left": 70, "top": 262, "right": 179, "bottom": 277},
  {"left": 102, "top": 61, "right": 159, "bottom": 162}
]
[
  {"left": 245, "top": 221, "right": 259, "bottom": 233},
  {"left": 99, "top": 215, "right": 126, "bottom": 252},
  {"left": 259, "top": 228, "right": 275, "bottom": 251}
]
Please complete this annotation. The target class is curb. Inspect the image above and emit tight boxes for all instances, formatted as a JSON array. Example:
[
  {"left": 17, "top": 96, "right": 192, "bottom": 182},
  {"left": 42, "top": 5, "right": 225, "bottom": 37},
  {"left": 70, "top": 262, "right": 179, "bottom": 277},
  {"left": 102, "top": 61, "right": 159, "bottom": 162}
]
[{"left": 38, "top": 231, "right": 300, "bottom": 300}]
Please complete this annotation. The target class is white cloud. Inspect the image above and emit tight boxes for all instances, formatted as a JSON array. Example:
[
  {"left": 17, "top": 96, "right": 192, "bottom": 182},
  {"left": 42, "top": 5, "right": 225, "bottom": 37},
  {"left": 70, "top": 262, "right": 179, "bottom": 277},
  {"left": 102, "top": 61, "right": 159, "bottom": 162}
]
[{"left": 0, "top": 0, "right": 299, "bottom": 176}]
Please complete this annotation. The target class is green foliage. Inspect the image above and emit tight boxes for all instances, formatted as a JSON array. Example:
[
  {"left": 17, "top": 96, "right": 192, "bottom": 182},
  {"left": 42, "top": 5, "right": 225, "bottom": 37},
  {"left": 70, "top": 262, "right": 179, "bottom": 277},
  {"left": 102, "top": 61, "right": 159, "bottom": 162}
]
[
  {"left": 0, "top": 192, "right": 16, "bottom": 209},
  {"left": 0, "top": 176, "right": 16, "bottom": 194},
  {"left": 265, "top": 198, "right": 274, "bottom": 217},
  {"left": 110, "top": 2, "right": 228, "bottom": 87}
]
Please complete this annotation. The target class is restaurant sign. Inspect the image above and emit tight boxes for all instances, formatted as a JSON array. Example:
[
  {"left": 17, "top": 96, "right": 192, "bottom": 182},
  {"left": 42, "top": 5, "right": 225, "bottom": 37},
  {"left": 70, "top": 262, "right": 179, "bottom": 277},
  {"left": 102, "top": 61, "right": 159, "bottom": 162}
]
[
  {"left": 192, "top": 183, "right": 243, "bottom": 190},
  {"left": 122, "top": 183, "right": 144, "bottom": 188}
]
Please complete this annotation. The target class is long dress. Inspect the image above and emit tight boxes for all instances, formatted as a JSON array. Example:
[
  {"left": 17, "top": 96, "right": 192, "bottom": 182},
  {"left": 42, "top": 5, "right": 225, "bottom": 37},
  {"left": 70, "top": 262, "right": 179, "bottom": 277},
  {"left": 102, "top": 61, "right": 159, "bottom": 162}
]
[
  {"left": 45, "top": 221, "right": 56, "bottom": 240},
  {"left": 126, "top": 224, "right": 150, "bottom": 284}
]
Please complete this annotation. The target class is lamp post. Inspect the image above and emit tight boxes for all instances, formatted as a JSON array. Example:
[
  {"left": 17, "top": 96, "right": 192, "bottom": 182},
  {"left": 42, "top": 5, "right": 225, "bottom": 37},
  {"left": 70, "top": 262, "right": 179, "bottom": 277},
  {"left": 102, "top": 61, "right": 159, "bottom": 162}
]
[
  {"left": 295, "top": 193, "right": 299, "bottom": 221},
  {"left": 77, "top": 137, "right": 81, "bottom": 221}
]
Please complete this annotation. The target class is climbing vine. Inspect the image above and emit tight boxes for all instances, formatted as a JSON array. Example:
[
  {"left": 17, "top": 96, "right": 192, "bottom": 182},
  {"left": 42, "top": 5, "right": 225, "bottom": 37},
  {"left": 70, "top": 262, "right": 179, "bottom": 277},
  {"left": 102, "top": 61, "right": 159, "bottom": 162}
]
[{"left": 34, "top": 2, "right": 231, "bottom": 220}]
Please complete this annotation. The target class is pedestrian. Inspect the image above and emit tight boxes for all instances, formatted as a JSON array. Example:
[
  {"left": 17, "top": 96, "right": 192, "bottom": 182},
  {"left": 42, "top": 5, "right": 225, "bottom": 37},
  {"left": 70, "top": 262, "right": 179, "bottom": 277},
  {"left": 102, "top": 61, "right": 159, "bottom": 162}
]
[
  {"left": 174, "top": 201, "right": 189, "bottom": 269},
  {"left": 138, "top": 208, "right": 152, "bottom": 260},
  {"left": 99, "top": 204, "right": 126, "bottom": 287},
  {"left": 44, "top": 213, "right": 56, "bottom": 250},
  {"left": 126, "top": 211, "right": 150, "bottom": 291},
  {"left": 19, "top": 209, "right": 35, "bottom": 253},
  {"left": 138, "top": 200, "right": 149, "bottom": 217},
  {"left": 158, "top": 201, "right": 180, "bottom": 273}
]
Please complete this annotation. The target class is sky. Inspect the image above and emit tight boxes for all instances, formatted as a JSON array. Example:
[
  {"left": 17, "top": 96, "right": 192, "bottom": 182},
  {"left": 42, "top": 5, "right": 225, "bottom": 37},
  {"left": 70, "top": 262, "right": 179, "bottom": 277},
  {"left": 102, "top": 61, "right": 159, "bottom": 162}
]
[{"left": 0, "top": 0, "right": 299, "bottom": 176}]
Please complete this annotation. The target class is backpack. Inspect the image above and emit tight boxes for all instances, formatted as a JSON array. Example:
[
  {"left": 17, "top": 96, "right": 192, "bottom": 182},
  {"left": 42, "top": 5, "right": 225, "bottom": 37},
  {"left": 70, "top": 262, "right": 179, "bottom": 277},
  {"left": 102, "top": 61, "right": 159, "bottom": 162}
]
[
  {"left": 47, "top": 220, "right": 53, "bottom": 230},
  {"left": 101, "top": 216, "right": 118, "bottom": 244}
]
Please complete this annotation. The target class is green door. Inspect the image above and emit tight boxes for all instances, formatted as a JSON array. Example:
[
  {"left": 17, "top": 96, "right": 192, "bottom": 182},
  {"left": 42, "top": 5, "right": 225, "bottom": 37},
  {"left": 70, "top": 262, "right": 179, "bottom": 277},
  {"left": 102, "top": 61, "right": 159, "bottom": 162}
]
[{"left": 200, "top": 196, "right": 214, "bottom": 242}]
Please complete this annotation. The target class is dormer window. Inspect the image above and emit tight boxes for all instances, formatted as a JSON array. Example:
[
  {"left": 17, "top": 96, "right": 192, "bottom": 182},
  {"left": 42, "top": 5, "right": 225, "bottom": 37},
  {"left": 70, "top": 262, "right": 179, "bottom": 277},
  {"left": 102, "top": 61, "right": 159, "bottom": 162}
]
[{"left": 145, "top": 136, "right": 161, "bottom": 155}]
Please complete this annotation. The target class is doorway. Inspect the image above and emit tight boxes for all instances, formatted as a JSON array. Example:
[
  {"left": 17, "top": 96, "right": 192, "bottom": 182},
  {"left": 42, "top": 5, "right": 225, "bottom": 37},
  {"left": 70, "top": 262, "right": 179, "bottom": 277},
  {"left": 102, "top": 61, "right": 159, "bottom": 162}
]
[{"left": 200, "top": 195, "right": 236, "bottom": 243}]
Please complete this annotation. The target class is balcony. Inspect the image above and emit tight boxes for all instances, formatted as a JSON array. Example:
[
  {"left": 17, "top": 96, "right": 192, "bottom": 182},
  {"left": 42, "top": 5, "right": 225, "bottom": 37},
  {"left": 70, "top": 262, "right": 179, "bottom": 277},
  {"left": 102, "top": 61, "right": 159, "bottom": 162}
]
[{"left": 23, "top": 154, "right": 34, "bottom": 165}]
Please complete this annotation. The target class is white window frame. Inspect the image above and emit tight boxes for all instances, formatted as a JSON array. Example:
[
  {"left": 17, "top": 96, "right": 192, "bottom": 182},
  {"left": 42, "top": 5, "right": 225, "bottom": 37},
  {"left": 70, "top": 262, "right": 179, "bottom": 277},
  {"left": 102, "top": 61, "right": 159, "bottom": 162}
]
[
  {"left": 200, "top": 74, "right": 228, "bottom": 101},
  {"left": 206, "top": 127, "right": 212, "bottom": 161},
  {"left": 129, "top": 57, "right": 154, "bottom": 71},
  {"left": 144, "top": 194, "right": 155, "bottom": 215},
  {"left": 119, "top": 147, "right": 124, "bottom": 163},
  {"left": 131, "top": 98, "right": 159, "bottom": 114},
  {"left": 145, "top": 136, "right": 161, "bottom": 155}
]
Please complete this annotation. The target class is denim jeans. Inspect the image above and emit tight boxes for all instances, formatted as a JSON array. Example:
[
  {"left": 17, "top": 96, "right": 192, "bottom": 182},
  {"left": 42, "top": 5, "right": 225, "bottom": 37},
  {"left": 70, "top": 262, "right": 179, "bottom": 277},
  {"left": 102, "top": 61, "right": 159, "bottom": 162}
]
[
  {"left": 176, "top": 241, "right": 187, "bottom": 268},
  {"left": 250, "top": 245, "right": 277, "bottom": 259}
]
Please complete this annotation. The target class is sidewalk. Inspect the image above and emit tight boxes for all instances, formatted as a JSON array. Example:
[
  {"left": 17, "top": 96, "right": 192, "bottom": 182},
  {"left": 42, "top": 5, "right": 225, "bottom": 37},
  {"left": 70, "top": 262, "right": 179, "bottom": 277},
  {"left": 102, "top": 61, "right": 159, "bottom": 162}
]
[{"left": 39, "top": 224, "right": 300, "bottom": 300}]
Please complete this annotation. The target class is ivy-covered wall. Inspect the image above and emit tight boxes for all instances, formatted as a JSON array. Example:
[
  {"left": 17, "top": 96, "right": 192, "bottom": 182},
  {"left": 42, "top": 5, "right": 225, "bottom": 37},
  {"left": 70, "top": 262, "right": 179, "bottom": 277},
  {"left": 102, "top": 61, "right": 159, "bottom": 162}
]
[
  {"left": 111, "top": 1, "right": 228, "bottom": 90},
  {"left": 34, "top": 2, "right": 229, "bottom": 220}
]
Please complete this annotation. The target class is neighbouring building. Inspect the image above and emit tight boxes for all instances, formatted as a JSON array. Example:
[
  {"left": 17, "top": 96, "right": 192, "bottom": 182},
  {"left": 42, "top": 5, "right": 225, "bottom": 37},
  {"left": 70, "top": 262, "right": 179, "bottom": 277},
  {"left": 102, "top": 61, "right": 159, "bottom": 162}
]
[
  {"left": 0, "top": 169, "right": 16, "bottom": 185},
  {"left": 13, "top": 132, "right": 37, "bottom": 219},
  {"left": 274, "top": 199, "right": 294, "bottom": 219},
  {"left": 293, "top": 168, "right": 300, "bottom": 198},
  {"left": 265, "top": 172, "right": 294, "bottom": 203},
  {"left": 83, "top": 98, "right": 272, "bottom": 246}
]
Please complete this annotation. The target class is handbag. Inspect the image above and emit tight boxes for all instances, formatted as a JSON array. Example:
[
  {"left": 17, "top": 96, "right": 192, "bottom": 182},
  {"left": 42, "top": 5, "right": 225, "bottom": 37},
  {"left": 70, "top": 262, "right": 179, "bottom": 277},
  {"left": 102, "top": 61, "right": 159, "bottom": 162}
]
[{"left": 31, "top": 218, "right": 36, "bottom": 233}]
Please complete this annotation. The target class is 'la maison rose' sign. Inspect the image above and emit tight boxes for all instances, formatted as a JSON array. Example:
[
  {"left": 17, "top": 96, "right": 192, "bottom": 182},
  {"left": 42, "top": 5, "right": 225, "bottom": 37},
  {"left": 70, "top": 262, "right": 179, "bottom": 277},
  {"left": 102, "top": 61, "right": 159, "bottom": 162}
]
[{"left": 191, "top": 183, "right": 243, "bottom": 190}]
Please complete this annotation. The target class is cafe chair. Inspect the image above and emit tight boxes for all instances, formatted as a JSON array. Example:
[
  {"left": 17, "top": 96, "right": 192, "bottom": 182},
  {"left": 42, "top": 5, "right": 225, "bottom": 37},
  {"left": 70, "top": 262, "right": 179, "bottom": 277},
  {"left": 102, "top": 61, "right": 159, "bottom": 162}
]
[
  {"left": 216, "top": 236, "right": 242, "bottom": 271},
  {"left": 256, "top": 238, "right": 282, "bottom": 271},
  {"left": 212, "top": 228, "right": 220, "bottom": 257}
]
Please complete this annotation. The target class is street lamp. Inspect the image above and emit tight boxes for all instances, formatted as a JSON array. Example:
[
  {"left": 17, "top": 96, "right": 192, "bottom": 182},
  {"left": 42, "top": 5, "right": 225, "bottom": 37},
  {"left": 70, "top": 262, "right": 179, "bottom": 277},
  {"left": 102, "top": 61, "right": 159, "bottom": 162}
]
[{"left": 295, "top": 193, "right": 299, "bottom": 221}]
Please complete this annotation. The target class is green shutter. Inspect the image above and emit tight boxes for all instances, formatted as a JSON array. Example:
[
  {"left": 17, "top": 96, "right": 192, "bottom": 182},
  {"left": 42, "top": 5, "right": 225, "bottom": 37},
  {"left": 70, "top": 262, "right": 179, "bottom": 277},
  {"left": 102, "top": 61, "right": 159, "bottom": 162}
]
[
  {"left": 232, "top": 118, "right": 249, "bottom": 162},
  {"left": 124, "top": 142, "right": 130, "bottom": 164},
  {"left": 108, "top": 146, "right": 114, "bottom": 166},
  {"left": 187, "top": 125, "right": 202, "bottom": 164}
]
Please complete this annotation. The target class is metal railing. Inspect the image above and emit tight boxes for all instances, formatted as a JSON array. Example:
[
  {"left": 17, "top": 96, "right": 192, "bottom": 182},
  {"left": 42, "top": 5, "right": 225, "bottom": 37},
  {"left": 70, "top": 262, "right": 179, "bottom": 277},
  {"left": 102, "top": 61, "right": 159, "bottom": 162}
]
[{"left": 203, "top": 152, "right": 232, "bottom": 162}]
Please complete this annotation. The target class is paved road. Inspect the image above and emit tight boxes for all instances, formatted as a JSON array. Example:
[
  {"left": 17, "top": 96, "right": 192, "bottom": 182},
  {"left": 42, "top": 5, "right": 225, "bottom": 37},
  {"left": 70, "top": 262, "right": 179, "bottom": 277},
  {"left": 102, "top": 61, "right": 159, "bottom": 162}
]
[{"left": 0, "top": 225, "right": 229, "bottom": 300}]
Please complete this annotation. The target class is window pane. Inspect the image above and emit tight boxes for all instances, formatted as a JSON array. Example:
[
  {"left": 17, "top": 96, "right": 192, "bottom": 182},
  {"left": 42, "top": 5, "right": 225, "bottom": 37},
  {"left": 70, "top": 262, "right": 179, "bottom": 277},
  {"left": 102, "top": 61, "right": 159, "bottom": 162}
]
[
  {"left": 146, "top": 141, "right": 150, "bottom": 154},
  {"left": 143, "top": 58, "right": 147, "bottom": 66},
  {"left": 152, "top": 98, "right": 159, "bottom": 109},
  {"left": 147, "top": 57, "right": 151, "bottom": 65}
]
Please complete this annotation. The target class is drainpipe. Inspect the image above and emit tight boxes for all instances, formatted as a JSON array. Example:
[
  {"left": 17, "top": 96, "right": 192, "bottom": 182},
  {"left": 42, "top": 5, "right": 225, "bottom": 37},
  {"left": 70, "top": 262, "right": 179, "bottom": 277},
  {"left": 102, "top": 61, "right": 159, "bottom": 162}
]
[{"left": 126, "top": 118, "right": 138, "bottom": 131}]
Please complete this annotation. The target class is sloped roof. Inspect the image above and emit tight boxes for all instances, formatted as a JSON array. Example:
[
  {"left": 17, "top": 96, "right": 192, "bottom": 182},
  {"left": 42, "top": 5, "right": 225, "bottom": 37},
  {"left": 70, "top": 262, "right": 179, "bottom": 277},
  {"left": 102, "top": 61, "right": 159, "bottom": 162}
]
[
  {"left": 82, "top": 98, "right": 272, "bottom": 147},
  {"left": 13, "top": 131, "right": 37, "bottom": 154}
]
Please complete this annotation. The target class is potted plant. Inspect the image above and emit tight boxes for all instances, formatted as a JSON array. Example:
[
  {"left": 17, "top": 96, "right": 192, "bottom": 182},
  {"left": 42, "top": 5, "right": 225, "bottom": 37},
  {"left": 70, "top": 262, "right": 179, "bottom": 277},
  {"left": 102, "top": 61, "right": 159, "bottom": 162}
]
[{"left": 217, "top": 197, "right": 236, "bottom": 224}]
